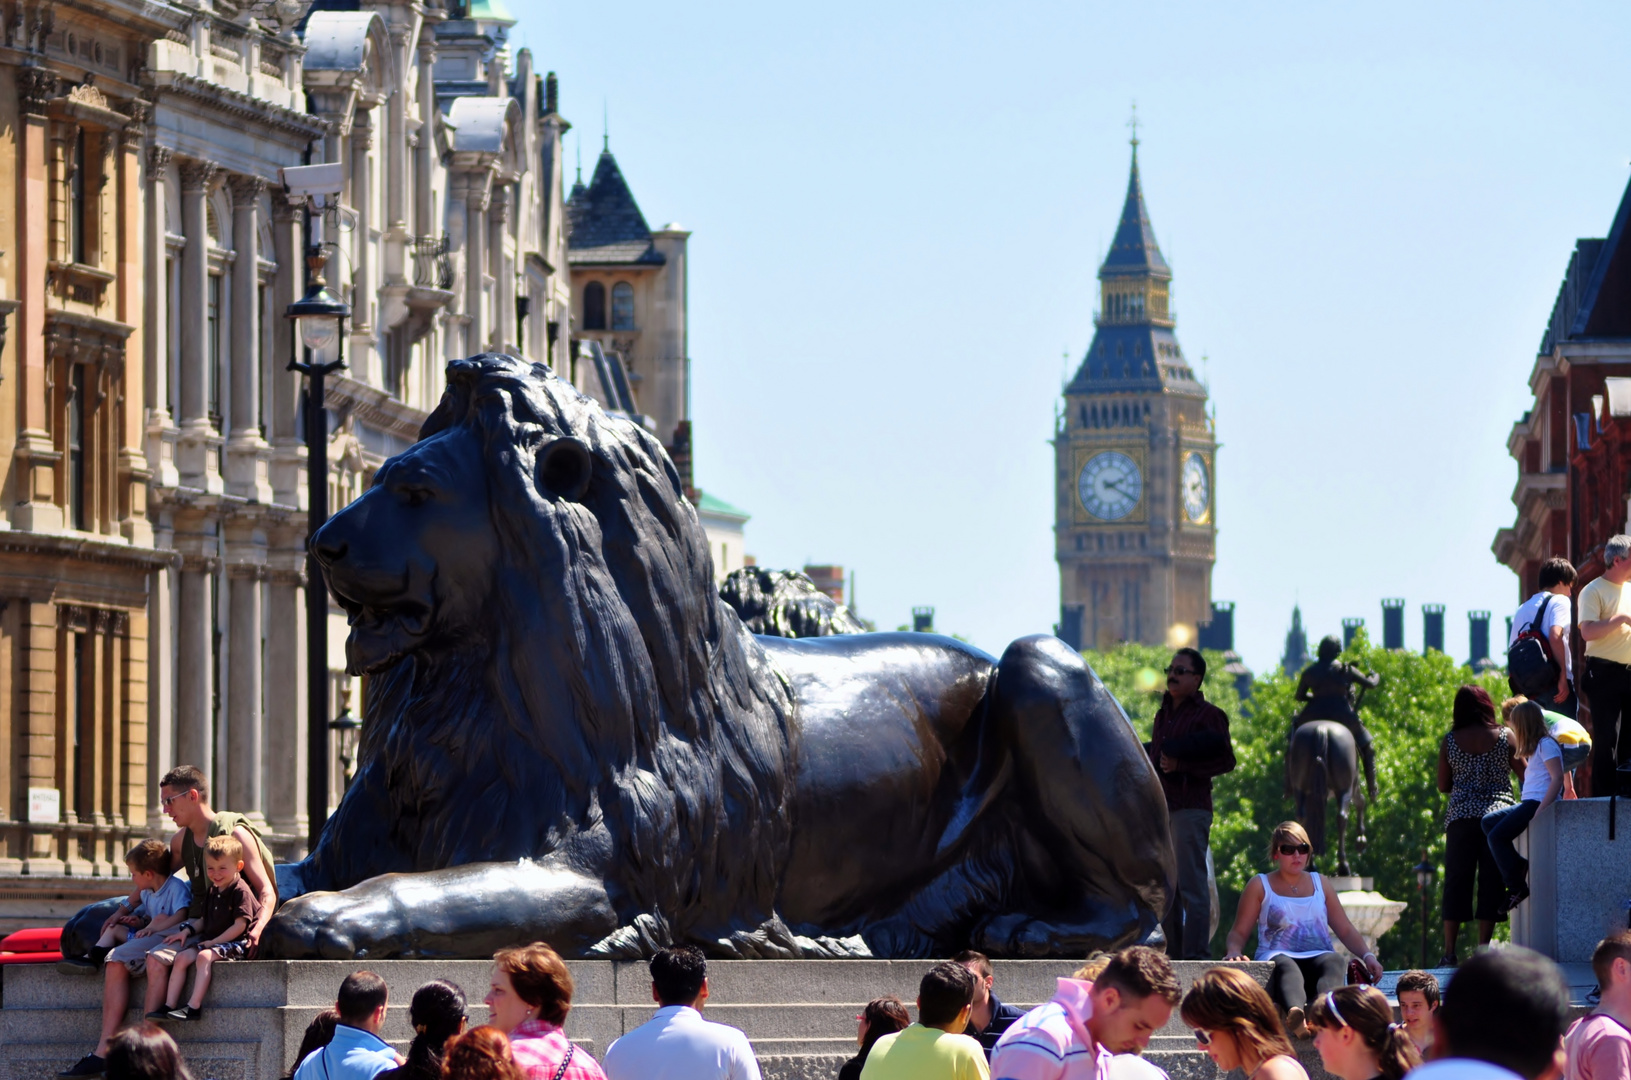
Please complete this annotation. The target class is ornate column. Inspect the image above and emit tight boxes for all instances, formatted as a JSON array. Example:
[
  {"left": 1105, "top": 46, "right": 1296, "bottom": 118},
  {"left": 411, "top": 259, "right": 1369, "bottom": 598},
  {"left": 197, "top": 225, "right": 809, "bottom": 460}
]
[
  {"left": 463, "top": 175, "right": 489, "bottom": 353},
  {"left": 263, "top": 532, "right": 307, "bottom": 842},
  {"left": 145, "top": 145, "right": 179, "bottom": 489},
  {"left": 269, "top": 190, "right": 305, "bottom": 509},
  {"left": 414, "top": 38, "right": 437, "bottom": 238},
  {"left": 117, "top": 104, "right": 152, "bottom": 545},
  {"left": 173, "top": 516, "right": 216, "bottom": 775},
  {"left": 226, "top": 175, "right": 271, "bottom": 502},
  {"left": 176, "top": 159, "right": 223, "bottom": 494},
  {"left": 351, "top": 113, "right": 373, "bottom": 328},
  {"left": 12, "top": 67, "right": 63, "bottom": 532},
  {"left": 224, "top": 535, "right": 264, "bottom": 823},
  {"left": 384, "top": 22, "right": 412, "bottom": 285},
  {"left": 489, "top": 184, "right": 513, "bottom": 352}
]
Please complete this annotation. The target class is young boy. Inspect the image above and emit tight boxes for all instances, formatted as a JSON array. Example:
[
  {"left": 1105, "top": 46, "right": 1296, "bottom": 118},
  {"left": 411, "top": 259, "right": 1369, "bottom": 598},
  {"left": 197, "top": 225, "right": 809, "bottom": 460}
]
[
  {"left": 55, "top": 841, "right": 192, "bottom": 1078},
  {"left": 144, "top": 834, "right": 260, "bottom": 1022},
  {"left": 1395, "top": 969, "right": 1441, "bottom": 1055}
]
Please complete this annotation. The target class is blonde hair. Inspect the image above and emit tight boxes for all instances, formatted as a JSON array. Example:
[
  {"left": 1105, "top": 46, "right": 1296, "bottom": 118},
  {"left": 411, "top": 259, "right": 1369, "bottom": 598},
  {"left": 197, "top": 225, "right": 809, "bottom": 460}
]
[
  {"left": 1507, "top": 701, "right": 1549, "bottom": 758},
  {"left": 204, "top": 834, "right": 243, "bottom": 863},
  {"left": 1500, "top": 695, "right": 1526, "bottom": 723},
  {"left": 1074, "top": 955, "right": 1108, "bottom": 981},
  {"left": 1267, "top": 821, "right": 1311, "bottom": 863}
]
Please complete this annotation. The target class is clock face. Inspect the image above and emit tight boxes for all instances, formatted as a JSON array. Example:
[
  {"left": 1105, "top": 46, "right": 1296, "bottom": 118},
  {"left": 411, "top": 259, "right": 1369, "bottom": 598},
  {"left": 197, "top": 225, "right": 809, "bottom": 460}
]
[
  {"left": 1182, "top": 452, "right": 1211, "bottom": 523},
  {"left": 1078, "top": 451, "right": 1142, "bottom": 521}
]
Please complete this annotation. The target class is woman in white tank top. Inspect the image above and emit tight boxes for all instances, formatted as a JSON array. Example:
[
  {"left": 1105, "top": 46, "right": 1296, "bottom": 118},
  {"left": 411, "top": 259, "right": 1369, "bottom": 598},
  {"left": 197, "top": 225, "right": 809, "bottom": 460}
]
[{"left": 1222, "top": 821, "right": 1382, "bottom": 1036}]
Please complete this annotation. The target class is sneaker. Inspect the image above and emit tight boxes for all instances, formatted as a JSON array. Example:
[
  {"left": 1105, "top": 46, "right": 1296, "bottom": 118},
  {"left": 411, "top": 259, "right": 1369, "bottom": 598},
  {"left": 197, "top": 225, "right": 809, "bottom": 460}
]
[
  {"left": 57, "top": 1054, "right": 105, "bottom": 1078},
  {"left": 55, "top": 957, "right": 99, "bottom": 976},
  {"left": 1504, "top": 884, "right": 1531, "bottom": 913},
  {"left": 1286, "top": 1005, "right": 1310, "bottom": 1038},
  {"left": 166, "top": 1005, "right": 202, "bottom": 1022},
  {"left": 143, "top": 1010, "right": 173, "bottom": 1021},
  {"left": 1436, "top": 953, "right": 1457, "bottom": 969}
]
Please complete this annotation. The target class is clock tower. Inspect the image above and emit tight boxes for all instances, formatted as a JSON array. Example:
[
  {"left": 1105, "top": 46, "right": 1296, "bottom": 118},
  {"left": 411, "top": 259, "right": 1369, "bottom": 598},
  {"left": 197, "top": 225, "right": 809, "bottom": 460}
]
[{"left": 1055, "top": 139, "right": 1217, "bottom": 650}]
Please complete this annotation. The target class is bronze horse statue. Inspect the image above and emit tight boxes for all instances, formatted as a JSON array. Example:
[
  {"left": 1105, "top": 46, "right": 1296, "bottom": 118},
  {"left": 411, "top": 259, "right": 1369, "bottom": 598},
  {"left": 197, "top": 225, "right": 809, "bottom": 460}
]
[{"left": 1286, "top": 720, "right": 1367, "bottom": 875}]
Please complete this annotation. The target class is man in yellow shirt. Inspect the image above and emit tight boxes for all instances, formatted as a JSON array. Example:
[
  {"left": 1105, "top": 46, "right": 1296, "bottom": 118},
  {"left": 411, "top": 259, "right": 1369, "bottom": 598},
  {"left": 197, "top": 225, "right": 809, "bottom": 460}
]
[
  {"left": 861, "top": 962, "right": 990, "bottom": 1080},
  {"left": 1579, "top": 534, "right": 1631, "bottom": 796}
]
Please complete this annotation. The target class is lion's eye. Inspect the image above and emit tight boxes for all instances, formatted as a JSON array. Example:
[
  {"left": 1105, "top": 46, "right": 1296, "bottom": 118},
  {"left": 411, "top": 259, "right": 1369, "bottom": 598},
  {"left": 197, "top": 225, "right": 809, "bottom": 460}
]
[{"left": 400, "top": 485, "right": 433, "bottom": 507}]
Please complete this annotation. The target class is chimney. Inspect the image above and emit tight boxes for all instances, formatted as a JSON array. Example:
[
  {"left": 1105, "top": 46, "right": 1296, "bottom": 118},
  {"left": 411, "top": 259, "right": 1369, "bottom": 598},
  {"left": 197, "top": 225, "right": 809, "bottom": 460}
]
[
  {"left": 1342, "top": 617, "right": 1365, "bottom": 649},
  {"left": 912, "top": 607, "right": 935, "bottom": 633},
  {"left": 1422, "top": 604, "right": 1445, "bottom": 654},
  {"left": 1469, "top": 611, "right": 1492, "bottom": 666},
  {"left": 1382, "top": 598, "right": 1405, "bottom": 650},
  {"left": 1198, "top": 601, "right": 1235, "bottom": 651}
]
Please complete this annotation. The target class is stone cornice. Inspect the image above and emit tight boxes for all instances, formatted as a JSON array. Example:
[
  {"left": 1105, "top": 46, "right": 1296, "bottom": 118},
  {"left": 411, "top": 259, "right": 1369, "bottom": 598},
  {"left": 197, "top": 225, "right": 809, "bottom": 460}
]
[
  {"left": 0, "top": 529, "right": 173, "bottom": 571},
  {"left": 149, "top": 71, "right": 329, "bottom": 139}
]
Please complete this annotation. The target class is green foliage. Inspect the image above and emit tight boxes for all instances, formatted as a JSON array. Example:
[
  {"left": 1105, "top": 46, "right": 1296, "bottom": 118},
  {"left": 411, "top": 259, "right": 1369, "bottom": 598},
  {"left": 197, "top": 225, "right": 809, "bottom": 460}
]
[{"left": 1081, "top": 633, "right": 1510, "bottom": 969}]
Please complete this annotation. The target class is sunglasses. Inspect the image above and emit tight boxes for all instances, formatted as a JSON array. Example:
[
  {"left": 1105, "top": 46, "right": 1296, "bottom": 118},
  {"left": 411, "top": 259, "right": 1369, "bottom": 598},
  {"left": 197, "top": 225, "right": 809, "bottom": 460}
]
[
  {"left": 1278, "top": 843, "right": 1312, "bottom": 856},
  {"left": 1193, "top": 1030, "right": 1212, "bottom": 1046},
  {"left": 160, "top": 792, "right": 190, "bottom": 808},
  {"left": 1164, "top": 666, "right": 1198, "bottom": 677}
]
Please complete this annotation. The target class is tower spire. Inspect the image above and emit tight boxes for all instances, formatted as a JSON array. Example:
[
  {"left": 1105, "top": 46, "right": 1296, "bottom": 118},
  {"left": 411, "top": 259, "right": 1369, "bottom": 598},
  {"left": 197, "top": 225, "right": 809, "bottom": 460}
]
[
  {"left": 1127, "top": 101, "right": 1139, "bottom": 155},
  {"left": 602, "top": 99, "right": 609, "bottom": 152}
]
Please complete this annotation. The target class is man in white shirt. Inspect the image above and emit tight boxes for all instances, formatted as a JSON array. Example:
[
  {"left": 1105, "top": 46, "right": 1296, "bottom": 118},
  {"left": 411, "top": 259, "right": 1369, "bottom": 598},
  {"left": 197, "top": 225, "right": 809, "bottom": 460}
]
[
  {"left": 1413, "top": 947, "right": 1569, "bottom": 1080},
  {"left": 1510, "top": 557, "right": 1577, "bottom": 718},
  {"left": 604, "top": 945, "right": 761, "bottom": 1080}
]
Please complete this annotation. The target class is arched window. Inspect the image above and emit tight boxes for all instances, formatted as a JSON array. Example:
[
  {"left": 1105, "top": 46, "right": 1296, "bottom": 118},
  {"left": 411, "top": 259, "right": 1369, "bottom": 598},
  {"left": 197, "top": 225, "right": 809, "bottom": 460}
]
[
  {"left": 582, "top": 281, "right": 606, "bottom": 330},
  {"left": 611, "top": 282, "right": 635, "bottom": 330}
]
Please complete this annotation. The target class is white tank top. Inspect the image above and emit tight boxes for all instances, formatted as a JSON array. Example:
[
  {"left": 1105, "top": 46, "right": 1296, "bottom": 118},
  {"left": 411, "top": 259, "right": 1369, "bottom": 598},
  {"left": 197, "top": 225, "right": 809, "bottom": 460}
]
[{"left": 1253, "top": 872, "right": 1334, "bottom": 960}]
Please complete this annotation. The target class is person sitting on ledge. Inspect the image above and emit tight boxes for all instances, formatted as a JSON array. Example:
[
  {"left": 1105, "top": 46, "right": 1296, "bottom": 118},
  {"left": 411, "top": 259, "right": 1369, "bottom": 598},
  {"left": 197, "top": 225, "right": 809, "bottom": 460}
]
[{"left": 1222, "top": 821, "right": 1381, "bottom": 1037}]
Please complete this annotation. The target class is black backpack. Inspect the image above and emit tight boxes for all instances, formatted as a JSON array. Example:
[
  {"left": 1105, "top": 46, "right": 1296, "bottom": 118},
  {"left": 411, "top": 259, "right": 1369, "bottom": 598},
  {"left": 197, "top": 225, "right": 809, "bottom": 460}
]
[{"left": 1507, "top": 594, "right": 1562, "bottom": 699}]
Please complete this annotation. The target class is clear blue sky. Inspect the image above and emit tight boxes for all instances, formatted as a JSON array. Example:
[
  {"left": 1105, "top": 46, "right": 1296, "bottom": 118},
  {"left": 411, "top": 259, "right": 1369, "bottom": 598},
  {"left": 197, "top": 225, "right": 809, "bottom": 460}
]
[{"left": 516, "top": 1, "right": 1631, "bottom": 675}]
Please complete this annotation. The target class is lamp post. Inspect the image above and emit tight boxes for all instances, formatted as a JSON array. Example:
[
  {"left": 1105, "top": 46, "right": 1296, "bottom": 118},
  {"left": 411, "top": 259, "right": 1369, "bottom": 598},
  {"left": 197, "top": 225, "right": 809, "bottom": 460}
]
[
  {"left": 328, "top": 687, "right": 360, "bottom": 792},
  {"left": 1414, "top": 855, "right": 1435, "bottom": 969},
  {"left": 286, "top": 236, "right": 349, "bottom": 851}
]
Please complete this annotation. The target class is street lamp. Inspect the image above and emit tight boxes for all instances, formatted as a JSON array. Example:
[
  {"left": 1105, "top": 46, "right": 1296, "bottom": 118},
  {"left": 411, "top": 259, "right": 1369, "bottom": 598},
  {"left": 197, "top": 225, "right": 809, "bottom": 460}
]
[
  {"left": 281, "top": 162, "right": 349, "bottom": 851},
  {"left": 328, "top": 688, "right": 360, "bottom": 792},
  {"left": 1414, "top": 855, "right": 1435, "bottom": 968}
]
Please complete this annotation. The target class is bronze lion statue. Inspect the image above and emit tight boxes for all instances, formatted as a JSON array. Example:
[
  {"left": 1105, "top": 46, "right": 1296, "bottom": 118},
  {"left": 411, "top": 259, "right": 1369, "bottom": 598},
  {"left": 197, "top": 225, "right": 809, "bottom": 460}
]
[{"left": 255, "top": 354, "right": 1173, "bottom": 960}]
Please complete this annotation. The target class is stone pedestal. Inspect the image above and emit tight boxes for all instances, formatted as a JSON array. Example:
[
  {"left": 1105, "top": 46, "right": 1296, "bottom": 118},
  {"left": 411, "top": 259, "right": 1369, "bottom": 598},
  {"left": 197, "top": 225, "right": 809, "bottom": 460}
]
[
  {"left": 1512, "top": 797, "right": 1631, "bottom": 963},
  {"left": 1327, "top": 876, "right": 1408, "bottom": 957},
  {"left": 0, "top": 959, "right": 1284, "bottom": 1080}
]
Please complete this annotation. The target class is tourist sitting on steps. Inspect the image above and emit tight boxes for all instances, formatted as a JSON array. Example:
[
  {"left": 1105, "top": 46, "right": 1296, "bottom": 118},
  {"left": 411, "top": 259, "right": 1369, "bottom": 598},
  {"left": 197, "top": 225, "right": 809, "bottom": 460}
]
[
  {"left": 1393, "top": 970, "right": 1439, "bottom": 1056},
  {"left": 858, "top": 962, "right": 988, "bottom": 1080},
  {"left": 1181, "top": 966, "right": 1307, "bottom": 1080},
  {"left": 1306, "top": 985, "right": 1420, "bottom": 1080},
  {"left": 954, "top": 949, "right": 1026, "bottom": 1059},
  {"left": 1565, "top": 931, "right": 1631, "bottom": 1080},
  {"left": 292, "top": 972, "right": 401, "bottom": 1080},
  {"left": 839, "top": 996, "right": 910, "bottom": 1080},
  {"left": 989, "top": 946, "right": 1180, "bottom": 1080},
  {"left": 603, "top": 945, "right": 761, "bottom": 1080},
  {"left": 1222, "top": 821, "right": 1382, "bottom": 1037},
  {"left": 484, "top": 943, "right": 605, "bottom": 1080},
  {"left": 377, "top": 981, "right": 467, "bottom": 1080},
  {"left": 1411, "top": 947, "right": 1570, "bottom": 1080}
]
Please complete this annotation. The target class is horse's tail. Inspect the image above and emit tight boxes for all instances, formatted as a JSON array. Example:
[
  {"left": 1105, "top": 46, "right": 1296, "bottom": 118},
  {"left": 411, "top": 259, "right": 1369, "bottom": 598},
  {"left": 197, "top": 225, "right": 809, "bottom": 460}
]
[{"left": 1305, "top": 752, "right": 1328, "bottom": 854}]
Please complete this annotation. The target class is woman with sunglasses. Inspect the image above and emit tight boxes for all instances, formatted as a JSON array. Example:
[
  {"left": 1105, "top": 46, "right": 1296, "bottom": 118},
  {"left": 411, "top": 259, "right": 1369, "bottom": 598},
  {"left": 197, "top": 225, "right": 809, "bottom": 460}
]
[
  {"left": 1307, "top": 986, "right": 1420, "bottom": 1080},
  {"left": 1181, "top": 967, "right": 1307, "bottom": 1080},
  {"left": 1222, "top": 821, "right": 1382, "bottom": 1035}
]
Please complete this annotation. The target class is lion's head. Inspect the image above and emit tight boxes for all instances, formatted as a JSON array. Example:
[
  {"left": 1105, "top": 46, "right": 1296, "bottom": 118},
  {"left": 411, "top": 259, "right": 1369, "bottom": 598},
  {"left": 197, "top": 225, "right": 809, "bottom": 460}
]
[{"left": 306, "top": 355, "right": 796, "bottom": 940}]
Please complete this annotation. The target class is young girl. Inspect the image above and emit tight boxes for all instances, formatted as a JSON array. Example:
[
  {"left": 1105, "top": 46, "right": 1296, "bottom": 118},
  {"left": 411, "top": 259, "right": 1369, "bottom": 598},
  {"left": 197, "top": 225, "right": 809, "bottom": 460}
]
[
  {"left": 1482, "top": 700, "right": 1564, "bottom": 913},
  {"left": 1307, "top": 985, "right": 1420, "bottom": 1080}
]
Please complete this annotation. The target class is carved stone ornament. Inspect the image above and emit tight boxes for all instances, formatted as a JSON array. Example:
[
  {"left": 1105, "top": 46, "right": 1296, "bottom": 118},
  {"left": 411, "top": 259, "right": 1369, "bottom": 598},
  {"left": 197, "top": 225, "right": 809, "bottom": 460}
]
[
  {"left": 148, "top": 145, "right": 174, "bottom": 173},
  {"left": 17, "top": 66, "right": 56, "bottom": 116},
  {"left": 178, "top": 158, "right": 222, "bottom": 193},
  {"left": 228, "top": 174, "right": 267, "bottom": 203},
  {"left": 66, "top": 81, "right": 109, "bottom": 110},
  {"left": 144, "top": 352, "right": 1178, "bottom": 963}
]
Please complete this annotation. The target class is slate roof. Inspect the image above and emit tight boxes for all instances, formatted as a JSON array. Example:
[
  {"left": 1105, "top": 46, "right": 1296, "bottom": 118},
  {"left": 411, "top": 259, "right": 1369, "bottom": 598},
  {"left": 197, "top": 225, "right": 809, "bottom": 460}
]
[
  {"left": 566, "top": 150, "right": 666, "bottom": 267},
  {"left": 1101, "top": 147, "right": 1170, "bottom": 278},
  {"left": 1537, "top": 167, "right": 1631, "bottom": 351}
]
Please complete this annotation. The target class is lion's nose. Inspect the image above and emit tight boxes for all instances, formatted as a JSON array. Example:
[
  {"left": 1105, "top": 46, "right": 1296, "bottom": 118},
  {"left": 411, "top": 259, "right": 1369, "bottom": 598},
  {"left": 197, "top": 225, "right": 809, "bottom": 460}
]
[{"left": 310, "top": 524, "right": 348, "bottom": 567}]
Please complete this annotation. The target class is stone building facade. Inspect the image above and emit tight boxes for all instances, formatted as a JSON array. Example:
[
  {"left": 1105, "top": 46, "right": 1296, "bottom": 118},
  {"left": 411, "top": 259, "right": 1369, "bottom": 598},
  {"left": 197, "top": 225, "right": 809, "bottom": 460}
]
[
  {"left": 1055, "top": 142, "right": 1217, "bottom": 650},
  {"left": 0, "top": 0, "right": 571, "bottom": 917}
]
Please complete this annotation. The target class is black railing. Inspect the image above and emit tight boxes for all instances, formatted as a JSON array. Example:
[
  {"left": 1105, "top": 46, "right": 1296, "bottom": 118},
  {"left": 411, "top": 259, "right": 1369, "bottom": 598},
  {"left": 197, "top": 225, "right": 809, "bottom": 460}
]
[{"left": 412, "top": 235, "right": 453, "bottom": 290}]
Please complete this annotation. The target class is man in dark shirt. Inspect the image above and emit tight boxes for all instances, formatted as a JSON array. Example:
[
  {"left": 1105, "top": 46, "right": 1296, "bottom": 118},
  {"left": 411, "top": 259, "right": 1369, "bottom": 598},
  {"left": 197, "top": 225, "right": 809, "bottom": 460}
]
[
  {"left": 954, "top": 949, "right": 1024, "bottom": 1058},
  {"left": 1146, "top": 647, "right": 1235, "bottom": 961}
]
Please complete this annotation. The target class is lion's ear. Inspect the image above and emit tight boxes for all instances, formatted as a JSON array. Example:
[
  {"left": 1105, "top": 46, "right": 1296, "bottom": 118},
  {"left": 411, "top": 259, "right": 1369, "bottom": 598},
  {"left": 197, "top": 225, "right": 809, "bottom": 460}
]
[{"left": 538, "top": 436, "right": 593, "bottom": 501}]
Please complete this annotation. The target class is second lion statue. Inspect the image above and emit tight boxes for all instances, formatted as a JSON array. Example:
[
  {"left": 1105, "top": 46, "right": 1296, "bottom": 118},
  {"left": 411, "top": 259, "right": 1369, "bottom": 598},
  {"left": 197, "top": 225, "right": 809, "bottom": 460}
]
[{"left": 262, "top": 354, "right": 1175, "bottom": 960}]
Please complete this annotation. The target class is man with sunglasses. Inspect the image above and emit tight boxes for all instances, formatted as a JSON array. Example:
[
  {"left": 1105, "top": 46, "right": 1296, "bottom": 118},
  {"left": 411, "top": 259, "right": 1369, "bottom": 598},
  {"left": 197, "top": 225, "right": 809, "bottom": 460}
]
[{"left": 1145, "top": 647, "right": 1235, "bottom": 960}]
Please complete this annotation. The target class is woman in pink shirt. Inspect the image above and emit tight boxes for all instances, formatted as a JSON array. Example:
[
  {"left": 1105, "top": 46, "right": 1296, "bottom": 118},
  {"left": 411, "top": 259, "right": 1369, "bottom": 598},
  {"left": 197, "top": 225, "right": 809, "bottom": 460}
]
[{"left": 484, "top": 943, "right": 607, "bottom": 1080}]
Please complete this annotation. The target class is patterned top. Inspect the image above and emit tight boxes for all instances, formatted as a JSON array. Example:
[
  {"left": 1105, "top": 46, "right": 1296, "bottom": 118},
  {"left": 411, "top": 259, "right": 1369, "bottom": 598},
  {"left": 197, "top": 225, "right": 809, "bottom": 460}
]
[
  {"left": 1443, "top": 727, "right": 1516, "bottom": 825},
  {"left": 508, "top": 1019, "right": 607, "bottom": 1080},
  {"left": 1253, "top": 872, "right": 1333, "bottom": 961}
]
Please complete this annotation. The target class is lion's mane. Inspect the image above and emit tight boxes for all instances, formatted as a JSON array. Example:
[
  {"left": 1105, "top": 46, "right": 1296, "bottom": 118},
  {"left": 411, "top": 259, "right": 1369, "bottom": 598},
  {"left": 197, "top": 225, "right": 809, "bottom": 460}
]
[{"left": 306, "top": 355, "right": 796, "bottom": 944}]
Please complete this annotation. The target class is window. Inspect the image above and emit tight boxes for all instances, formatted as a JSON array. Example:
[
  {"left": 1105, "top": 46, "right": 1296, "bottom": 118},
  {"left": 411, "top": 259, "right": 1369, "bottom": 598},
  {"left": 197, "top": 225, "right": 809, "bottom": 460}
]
[
  {"left": 611, "top": 282, "right": 634, "bottom": 330},
  {"left": 68, "top": 364, "right": 87, "bottom": 530},
  {"left": 207, "top": 275, "right": 221, "bottom": 424},
  {"left": 582, "top": 281, "right": 606, "bottom": 330},
  {"left": 70, "top": 129, "right": 87, "bottom": 265}
]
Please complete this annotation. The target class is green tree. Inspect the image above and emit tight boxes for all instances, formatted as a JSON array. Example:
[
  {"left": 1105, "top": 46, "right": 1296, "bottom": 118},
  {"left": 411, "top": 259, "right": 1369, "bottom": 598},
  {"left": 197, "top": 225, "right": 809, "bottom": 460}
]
[{"left": 1081, "top": 634, "right": 1509, "bottom": 969}]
